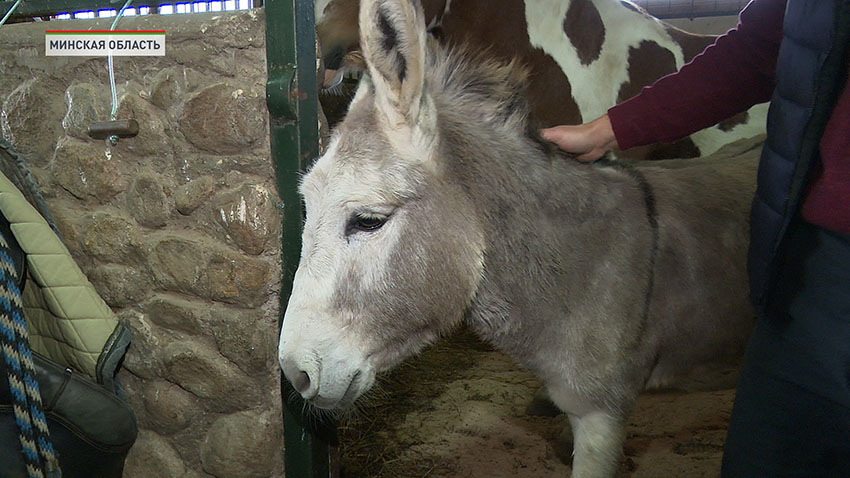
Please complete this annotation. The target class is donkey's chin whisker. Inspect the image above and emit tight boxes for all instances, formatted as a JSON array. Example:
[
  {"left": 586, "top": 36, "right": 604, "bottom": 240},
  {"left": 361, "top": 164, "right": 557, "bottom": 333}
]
[
  {"left": 332, "top": 400, "right": 366, "bottom": 424},
  {"left": 300, "top": 400, "right": 340, "bottom": 424},
  {"left": 320, "top": 83, "right": 347, "bottom": 97},
  {"left": 286, "top": 387, "right": 305, "bottom": 407}
]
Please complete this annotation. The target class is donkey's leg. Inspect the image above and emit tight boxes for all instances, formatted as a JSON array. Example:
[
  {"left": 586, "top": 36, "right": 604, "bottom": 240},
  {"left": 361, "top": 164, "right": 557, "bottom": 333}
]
[
  {"left": 546, "top": 384, "right": 626, "bottom": 477},
  {"left": 567, "top": 411, "right": 625, "bottom": 478}
]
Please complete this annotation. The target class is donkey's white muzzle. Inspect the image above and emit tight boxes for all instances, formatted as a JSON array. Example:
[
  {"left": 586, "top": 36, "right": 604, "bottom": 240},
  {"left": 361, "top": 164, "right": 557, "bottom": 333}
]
[{"left": 279, "top": 348, "right": 376, "bottom": 409}]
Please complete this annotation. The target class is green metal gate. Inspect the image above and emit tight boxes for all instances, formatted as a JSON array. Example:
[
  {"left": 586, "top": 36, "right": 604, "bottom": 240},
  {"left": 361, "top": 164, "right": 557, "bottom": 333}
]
[{"left": 264, "top": 0, "right": 338, "bottom": 476}]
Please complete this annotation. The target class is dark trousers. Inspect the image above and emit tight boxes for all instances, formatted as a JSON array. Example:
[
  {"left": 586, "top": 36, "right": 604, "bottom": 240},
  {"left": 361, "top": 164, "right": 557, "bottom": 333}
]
[{"left": 722, "top": 220, "right": 850, "bottom": 477}]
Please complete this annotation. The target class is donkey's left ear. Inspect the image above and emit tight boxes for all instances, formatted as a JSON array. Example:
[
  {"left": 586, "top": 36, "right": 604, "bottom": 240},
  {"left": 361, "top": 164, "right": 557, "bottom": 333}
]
[{"left": 359, "top": 0, "right": 427, "bottom": 127}]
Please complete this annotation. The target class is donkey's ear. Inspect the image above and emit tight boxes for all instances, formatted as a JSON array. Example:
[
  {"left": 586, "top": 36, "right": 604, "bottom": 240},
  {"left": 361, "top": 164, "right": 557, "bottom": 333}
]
[{"left": 359, "top": 0, "right": 427, "bottom": 126}]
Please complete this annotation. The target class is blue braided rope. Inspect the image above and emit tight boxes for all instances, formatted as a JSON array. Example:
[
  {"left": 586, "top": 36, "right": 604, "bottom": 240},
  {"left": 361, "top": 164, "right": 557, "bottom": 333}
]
[
  {"left": 0, "top": 230, "right": 60, "bottom": 477},
  {"left": 0, "top": 268, "right": 41, "bottom": 477}
]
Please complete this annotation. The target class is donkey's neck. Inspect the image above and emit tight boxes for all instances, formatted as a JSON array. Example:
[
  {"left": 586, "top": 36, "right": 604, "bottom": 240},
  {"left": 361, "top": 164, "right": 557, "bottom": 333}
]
[{"left": 441, "top": 119, "right": 643, "bottom": 366}]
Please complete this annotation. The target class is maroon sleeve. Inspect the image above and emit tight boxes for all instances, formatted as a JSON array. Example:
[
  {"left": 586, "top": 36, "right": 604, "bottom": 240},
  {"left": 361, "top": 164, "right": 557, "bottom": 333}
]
[{"left": 609, "top": 0, "right": 786, "bottom": 149}]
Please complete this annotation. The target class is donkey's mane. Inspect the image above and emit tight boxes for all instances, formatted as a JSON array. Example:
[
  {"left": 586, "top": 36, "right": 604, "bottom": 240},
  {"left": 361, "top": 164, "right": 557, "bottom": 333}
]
[{"left": 423, "top": 41, "right": 565, "bottom": 157}]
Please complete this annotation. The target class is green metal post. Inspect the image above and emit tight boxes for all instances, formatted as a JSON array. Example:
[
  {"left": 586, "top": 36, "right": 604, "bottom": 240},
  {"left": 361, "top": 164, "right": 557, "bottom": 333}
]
[{"left": 265, "top": 0, "right": 337, "bottom": 477}]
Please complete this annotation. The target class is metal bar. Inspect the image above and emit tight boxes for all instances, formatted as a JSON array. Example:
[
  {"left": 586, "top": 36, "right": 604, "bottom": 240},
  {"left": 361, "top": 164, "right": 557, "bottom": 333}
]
[
  {"left": 0, "top": 0, "right": 261, "bottom": 18},
  {"left": 0, "top": 0, "right": 21, "bottom": 25},
  {"left": 652, "top": 10, "right": 742, "bottom": 19},
  {"left": 0, "top": 0, "right": 170, "bottom": 18},
  {"left": 632, "top": 0, "right": 745, "bottom": 19},
  {"left": 265, "top": 0, "right": 337, "bottom": 477}
]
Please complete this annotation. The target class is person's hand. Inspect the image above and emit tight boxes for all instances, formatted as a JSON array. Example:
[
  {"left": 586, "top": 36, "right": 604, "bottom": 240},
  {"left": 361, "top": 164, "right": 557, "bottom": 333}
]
[{"left": 539, "top": 114, "right": 618, "bottom": 162}]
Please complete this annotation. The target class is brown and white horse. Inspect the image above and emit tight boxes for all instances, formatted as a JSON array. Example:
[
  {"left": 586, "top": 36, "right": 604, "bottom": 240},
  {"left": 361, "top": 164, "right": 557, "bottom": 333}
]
[{"left": 313, "top": 0, "right": 768, "bottom": 161}]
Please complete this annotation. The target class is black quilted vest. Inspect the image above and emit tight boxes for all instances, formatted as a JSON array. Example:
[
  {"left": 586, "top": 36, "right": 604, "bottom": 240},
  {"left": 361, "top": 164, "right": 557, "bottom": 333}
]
[{"left": 748, "top": 0, "right": 850, "bottom": 312}]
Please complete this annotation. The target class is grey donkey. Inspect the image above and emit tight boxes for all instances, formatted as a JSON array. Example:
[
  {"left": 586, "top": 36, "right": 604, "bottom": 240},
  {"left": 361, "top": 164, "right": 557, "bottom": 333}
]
[{"left": 278, "top": 0, "right": 757, "bottom": 475}]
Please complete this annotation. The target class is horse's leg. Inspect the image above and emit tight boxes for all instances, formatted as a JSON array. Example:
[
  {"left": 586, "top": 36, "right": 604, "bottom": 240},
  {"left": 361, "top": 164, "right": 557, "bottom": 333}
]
[{"left": 567, "top": 411, "right": 625, "bottom": 478}]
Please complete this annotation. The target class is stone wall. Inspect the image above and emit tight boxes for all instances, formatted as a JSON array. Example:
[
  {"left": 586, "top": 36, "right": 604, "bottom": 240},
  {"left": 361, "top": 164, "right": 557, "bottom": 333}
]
[{"left": 0, "top": 10, "right": 285, "bottom": 478}]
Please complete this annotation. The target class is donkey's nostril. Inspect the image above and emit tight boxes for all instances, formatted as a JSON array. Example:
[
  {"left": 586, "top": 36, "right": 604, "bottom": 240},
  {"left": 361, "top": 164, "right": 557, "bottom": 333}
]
[
  {"left": 293, "top": 370, "right": 311, "bottom": 394},
  {"left": 280, "top": 358, "right": 319, "bottom": 399}
]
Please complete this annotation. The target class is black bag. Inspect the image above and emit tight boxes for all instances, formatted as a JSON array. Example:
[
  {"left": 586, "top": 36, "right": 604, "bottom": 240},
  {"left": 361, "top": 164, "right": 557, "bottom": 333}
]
[{"left": 0, "top": 353, "right": 138, "bottom": 478}]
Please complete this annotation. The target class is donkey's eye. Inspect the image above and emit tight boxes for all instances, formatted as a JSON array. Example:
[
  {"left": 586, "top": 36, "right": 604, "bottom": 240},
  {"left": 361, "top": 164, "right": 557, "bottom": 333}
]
[{"left": 347, "top": 213, "right": 388, "bottom": 234}]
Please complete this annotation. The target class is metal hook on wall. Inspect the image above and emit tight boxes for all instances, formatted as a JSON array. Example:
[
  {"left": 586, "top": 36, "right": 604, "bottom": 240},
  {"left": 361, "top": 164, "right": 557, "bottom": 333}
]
[{"left": 87, "top": 0, "right": 139, "bottom": 146}]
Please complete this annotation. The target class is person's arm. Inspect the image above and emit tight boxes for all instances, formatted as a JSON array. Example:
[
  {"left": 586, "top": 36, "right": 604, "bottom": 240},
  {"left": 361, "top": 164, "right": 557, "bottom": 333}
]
[
  {"left": 542, "top": 0, "right": 786, "bottom": 160},
  {"left": 611, "top": 0, "right": 785, "bottom": 148}
]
